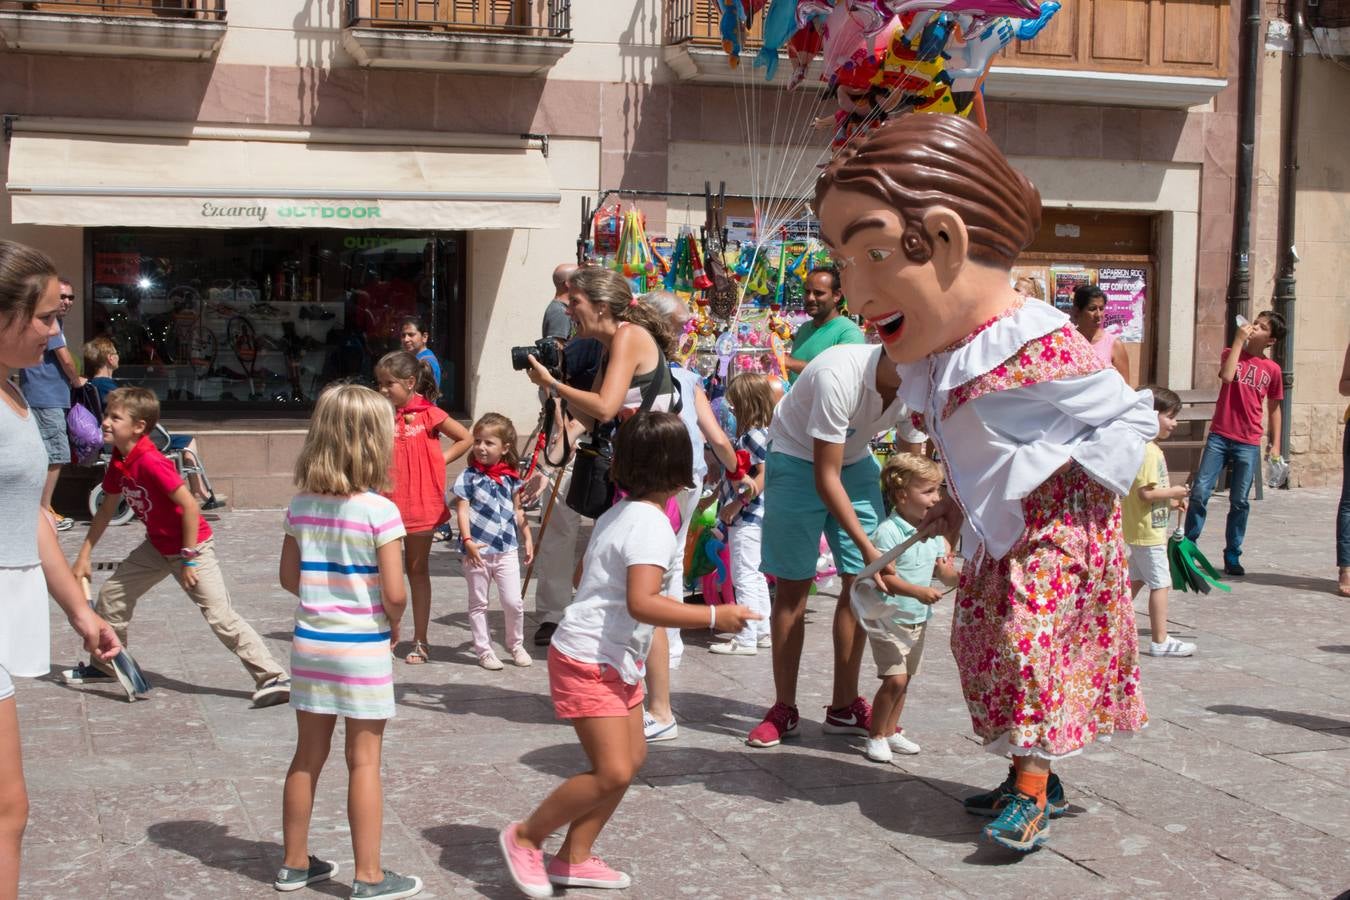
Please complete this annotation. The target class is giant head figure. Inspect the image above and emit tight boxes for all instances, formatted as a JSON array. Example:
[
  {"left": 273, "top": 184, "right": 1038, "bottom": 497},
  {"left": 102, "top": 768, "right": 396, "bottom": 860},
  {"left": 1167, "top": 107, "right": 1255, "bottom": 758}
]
[{"left": 814, "top": 113, "right": 1041, "bottom": 364}]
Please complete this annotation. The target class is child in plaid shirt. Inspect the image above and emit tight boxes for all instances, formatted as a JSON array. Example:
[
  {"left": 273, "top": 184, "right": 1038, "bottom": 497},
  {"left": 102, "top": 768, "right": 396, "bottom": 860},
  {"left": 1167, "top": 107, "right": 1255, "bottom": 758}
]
[
  {"left": 710, "top": 373, "right": 776, "bottom": 655},
  {"left": 453, "top": 413, "right": 534, "bottom": 670}
]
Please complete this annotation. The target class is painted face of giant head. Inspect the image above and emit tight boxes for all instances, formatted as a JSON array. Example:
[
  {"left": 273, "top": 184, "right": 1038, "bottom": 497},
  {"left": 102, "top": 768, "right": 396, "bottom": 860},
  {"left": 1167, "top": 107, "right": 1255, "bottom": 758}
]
[{"left": 815, "top": 113, "right": 1042, "bottom": 363}]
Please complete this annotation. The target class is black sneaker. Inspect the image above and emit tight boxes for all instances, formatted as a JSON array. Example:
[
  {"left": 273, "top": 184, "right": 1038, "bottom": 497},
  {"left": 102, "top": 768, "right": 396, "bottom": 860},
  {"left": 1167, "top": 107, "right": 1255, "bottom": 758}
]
[
  {"left": 62, "top": 662, "right": 115, "bottom": 685},
  {"left": 533, "top": 622, "right": 557, "bottom": 647},
  {"left": 963, "top": 765, "right": 1068, "bottom": 818},
  {"left": 274, "top": 855, "right": 338, "bottom": 892},
  {"left": 1223, "top": 561, "right": 1245, "bottom": 577}
]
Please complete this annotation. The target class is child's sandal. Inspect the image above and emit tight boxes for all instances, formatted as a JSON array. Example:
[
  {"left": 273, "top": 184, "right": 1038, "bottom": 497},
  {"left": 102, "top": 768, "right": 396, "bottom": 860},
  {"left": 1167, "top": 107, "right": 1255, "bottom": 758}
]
[{"left": 405, "top": 641, "right": 430, "bottom": 665}]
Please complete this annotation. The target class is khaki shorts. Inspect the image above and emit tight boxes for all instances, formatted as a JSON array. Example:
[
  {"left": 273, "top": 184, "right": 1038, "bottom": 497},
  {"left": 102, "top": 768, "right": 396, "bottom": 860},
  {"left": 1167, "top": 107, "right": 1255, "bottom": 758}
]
[{"left": 869, "top": 620, "right": 927, "bottom": 679}]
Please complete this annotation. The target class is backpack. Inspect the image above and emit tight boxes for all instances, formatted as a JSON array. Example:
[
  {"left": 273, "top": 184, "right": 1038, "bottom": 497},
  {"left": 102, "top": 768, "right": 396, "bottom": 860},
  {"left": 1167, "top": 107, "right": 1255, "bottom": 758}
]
[{"left": 67, "top": 384, "right": 104, "bottom": 466}]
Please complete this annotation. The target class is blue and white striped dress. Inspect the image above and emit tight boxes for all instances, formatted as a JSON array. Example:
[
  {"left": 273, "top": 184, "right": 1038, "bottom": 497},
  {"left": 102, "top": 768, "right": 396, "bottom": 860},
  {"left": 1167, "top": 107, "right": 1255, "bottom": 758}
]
[{"left": 284, "top": 491, "right": 406, "bottom": 719}]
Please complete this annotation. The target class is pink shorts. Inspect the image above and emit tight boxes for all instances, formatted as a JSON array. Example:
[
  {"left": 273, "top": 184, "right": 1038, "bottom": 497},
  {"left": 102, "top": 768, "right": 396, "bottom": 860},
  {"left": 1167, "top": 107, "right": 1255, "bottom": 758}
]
[{"left": 548, "top": 647, "right": 645, "bottom": 720}]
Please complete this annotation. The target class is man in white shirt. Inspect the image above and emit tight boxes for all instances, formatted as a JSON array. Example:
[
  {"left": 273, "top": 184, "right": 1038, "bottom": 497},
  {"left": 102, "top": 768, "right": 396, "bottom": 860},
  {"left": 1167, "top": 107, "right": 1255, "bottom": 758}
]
[{"left": 746, "top": 344, "right": 926, "bottom": 748}]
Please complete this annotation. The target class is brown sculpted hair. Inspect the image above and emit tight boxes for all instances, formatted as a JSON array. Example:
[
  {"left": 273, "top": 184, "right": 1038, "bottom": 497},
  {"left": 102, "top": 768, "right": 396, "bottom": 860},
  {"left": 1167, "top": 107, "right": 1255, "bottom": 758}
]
[
  {"left": 569, "top": 265, "right": 675, "bottom": 356},
  {"left": 815, "top": 113, "right": 1041, "bottom": 270},
  {"left": 0, "top": 240, "right": 58, "bottom": 330}
]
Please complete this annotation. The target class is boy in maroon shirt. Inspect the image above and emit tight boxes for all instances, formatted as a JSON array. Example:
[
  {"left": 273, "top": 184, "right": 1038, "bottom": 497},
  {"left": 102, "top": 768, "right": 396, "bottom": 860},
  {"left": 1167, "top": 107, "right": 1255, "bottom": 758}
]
[
  {"left": 1184, "top": 311, "right": 1286, "bottom": 576},
  {"left": 65, "top": 387, "right": 289, "bottom": 706}
]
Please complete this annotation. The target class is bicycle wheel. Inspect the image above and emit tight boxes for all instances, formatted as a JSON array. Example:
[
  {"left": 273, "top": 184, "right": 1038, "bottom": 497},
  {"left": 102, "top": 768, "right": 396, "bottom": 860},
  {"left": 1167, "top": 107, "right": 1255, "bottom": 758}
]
[{"left": 89, "top": 484, "right": 135, "bottom": 526}]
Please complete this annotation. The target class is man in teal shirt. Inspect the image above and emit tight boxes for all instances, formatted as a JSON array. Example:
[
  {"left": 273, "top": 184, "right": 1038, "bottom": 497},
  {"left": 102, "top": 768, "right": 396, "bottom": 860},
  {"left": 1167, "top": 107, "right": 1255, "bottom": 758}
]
[{"left": 786, "top": 267, "right": 865, "bottom": 383}]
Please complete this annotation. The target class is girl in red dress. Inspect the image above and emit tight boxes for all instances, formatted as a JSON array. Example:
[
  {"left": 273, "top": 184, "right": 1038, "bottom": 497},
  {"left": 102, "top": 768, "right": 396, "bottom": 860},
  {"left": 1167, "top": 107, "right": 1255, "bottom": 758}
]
[{"left": 375, "top": 350, "right": 471, "bottom": 665}]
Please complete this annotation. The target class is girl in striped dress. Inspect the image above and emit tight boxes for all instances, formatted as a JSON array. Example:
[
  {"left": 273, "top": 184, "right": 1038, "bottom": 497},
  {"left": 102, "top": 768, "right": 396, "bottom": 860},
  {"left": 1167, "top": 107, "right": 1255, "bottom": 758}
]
[{"left": 276, "top": 384, "right": 422, "bottom": 899}]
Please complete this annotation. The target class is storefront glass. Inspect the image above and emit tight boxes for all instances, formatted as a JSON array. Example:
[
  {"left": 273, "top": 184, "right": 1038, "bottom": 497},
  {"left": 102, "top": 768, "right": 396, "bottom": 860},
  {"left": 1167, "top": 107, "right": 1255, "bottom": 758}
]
[{"left": 86, "top": 228, "right": 466, "bottom": 411}]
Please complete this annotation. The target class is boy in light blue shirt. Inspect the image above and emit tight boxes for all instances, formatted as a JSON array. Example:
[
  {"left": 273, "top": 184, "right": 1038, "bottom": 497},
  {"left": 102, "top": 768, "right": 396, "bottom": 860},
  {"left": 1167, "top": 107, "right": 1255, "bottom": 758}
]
[{"left": 861, "top": 453, "right": 957, "bottom": 763}]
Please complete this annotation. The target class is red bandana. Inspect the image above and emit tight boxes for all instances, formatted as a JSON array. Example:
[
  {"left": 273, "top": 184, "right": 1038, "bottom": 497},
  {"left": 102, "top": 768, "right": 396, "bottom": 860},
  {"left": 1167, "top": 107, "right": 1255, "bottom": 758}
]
[{"left": 471, "top": 458, "right": 519, "bottom": 485}]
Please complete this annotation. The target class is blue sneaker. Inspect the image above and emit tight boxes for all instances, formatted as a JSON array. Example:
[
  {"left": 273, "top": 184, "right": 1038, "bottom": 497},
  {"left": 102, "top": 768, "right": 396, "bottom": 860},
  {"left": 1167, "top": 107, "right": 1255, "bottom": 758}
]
[
  {"left": 983, "top": 792, "right": 1050, "bottom": 852},
  {"left": 964, "top": 766, "right": 1068, "bottom": 818}
]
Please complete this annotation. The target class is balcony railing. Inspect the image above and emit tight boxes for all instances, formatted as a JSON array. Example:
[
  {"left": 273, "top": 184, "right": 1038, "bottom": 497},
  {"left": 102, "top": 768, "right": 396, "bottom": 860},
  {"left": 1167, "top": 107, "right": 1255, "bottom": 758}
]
[
  {"left": 346, "top": 0, "right": 570, "bottom": 38},
  {"left": 665, "top": 0, "right": 761, "bottom": 49},
  {"left": 0, "top": 0, "right": 224, "bottom": 19}
]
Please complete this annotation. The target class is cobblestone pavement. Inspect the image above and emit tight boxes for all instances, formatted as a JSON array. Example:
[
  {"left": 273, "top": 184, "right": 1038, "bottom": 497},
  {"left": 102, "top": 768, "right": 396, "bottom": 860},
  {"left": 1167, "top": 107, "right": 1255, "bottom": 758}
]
[{"left": 15, "top": 485, "right": 1350, "bottom": 898}]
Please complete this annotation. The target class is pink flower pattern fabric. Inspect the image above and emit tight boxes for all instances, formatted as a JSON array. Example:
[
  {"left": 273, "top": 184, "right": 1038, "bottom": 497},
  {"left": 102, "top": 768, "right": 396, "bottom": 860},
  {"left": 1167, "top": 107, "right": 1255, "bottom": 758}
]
[
  {"left": 943, "top": 324, "right": 1104, "bottom": 421},
  {"left": 943, "top": 325, "right": 1145, "bottom": 757}
]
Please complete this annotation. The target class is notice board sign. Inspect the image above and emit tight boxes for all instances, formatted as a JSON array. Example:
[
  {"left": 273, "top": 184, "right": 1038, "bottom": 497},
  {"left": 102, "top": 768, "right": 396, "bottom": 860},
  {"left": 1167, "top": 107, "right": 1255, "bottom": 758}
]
[{"left": 1097, "top": 267, "right": 1147, "bottom": 343}]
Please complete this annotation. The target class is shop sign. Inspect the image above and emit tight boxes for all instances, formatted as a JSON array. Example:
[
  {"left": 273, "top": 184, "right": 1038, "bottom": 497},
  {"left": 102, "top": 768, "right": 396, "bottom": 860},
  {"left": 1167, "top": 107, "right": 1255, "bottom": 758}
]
[
  {"left": 197, "top": 201, "right": 383, "bottom": 224},
  {"left": 1097, "top": 267, "right": 1147, "bottom": 343}
]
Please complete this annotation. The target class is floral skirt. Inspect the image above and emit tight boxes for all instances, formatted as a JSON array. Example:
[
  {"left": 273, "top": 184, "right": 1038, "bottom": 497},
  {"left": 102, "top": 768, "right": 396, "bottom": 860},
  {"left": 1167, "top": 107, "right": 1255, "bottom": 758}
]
[{"left": 951, "top": 463, "right": 1146, "bottom": 759}]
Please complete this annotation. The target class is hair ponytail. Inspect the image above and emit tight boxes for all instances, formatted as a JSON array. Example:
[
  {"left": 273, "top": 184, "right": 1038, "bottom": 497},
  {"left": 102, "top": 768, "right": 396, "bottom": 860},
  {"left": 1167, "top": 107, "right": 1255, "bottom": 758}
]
[
  {"left": 375, "top": 349, "right": 440, "bottom": 403},
  {"left": 568, "top": 265, "right": 675, "bottom": 357}
]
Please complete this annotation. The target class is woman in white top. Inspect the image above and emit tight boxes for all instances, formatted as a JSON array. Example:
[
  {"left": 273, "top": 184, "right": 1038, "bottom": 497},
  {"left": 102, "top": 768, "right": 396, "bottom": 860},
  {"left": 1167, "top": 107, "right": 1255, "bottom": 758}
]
[{"left": 0, "top": 240, "right": 120, "bottom": 897}]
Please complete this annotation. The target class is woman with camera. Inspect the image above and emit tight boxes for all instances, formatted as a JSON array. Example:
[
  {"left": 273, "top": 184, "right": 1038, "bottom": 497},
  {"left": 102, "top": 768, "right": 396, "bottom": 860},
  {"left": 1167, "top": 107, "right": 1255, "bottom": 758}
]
[
  {"left": 524, "top": 267, "right": 680, "bottom": 652},
  {"left": 525, "top": 266, "right": 679, "bottom": 424}
]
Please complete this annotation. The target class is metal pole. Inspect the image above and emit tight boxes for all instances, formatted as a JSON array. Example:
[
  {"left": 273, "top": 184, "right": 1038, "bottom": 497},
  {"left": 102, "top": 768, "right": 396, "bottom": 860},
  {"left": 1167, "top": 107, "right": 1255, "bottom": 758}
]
[
  {"left": 1225, "top": 0, "right": 1263, "bottom": 345},
  {"left": 1272, "top": 0, "right": 1304, "bottom": 470}
]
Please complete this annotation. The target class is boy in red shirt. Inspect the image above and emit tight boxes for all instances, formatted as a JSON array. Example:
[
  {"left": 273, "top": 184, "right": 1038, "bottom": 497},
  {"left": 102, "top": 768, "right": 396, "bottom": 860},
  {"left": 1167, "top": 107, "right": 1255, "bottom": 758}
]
[
  {"left": 65, "top": 387, "right": 290, "bottom": 706},
  {"left": 1184, "top": 311, "right": 1286, "bottom": 576}
]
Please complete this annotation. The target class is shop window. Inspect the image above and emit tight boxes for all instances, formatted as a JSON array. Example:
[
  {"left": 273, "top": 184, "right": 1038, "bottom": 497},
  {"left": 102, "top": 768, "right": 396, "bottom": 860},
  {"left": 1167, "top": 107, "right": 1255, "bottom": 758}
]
[{"left": 86, "top": 228, "right": 466, "bottom": 412}]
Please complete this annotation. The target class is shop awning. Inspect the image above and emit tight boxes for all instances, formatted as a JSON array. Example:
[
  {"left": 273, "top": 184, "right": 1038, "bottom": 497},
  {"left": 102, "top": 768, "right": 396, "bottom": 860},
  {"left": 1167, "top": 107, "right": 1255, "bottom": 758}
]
[{"left": 5, "top": 125, "right": 561, "bottom": 230}]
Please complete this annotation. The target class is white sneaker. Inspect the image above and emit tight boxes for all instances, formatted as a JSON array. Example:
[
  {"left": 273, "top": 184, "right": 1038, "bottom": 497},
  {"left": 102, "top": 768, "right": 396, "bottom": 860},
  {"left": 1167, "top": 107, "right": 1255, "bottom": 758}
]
[
  {"left": 1148, "top": 637, "right": 1196, "bottom": 657},
  {"left": 887, "top": 731, "right": 921, "bottom": 754},
  {"left": 478, "top": 652, "right": 504, "bottom": 670},
  {"left": 756, "top": 634, "right": 773, "bottom": 649},
  {"left": 864, "top": 736, "right": 893, "bottom": 763},
  {"left": 643, "top": 711, "right": 678, "bottom": 743},
  {"left": 709, "top": 641, "right": 757, "bottom": 656},
  {"left": 510, "top": 645, "right": 533, "bottom": 667}
]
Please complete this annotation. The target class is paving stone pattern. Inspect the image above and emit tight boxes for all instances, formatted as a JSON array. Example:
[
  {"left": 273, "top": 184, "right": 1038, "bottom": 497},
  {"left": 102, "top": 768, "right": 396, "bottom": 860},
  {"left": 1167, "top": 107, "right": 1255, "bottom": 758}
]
[{"left": 16, "top": 486, "right": 1350, "bottom": 898}]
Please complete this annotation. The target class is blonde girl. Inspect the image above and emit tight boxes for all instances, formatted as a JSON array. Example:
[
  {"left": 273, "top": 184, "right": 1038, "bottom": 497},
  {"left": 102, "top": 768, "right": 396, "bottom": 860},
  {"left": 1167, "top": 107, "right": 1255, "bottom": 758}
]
[
  {"left": 277, "top": 384, "right": 422, "bottom": 898},
  {"left": 452, "top": 413, "right": 534, "bottom": 670},
  {"left": 710, "top": 372, "right": 778, "bottom": 655},
  {"left": 374, "top": 349, "right": 472, "bottom": 665},
  {"left": 862, "top": 453, "right": 957, "bottom": 763}
]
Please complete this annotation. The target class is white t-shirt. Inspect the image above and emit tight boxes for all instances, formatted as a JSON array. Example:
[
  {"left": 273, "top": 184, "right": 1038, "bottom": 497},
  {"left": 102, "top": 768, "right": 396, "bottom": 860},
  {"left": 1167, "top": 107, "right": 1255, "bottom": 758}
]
[
  {"left": 769, "top": 344, "right": 926, "bottom": 465},
  {"left": 551, "top": 499, "right": 679, "bottom": 684}
]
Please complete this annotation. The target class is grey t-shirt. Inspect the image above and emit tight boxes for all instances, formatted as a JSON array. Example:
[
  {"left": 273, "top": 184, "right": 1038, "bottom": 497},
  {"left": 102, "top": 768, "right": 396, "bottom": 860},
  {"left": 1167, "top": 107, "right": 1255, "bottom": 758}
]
[
  {"left": 0, "top": 390, "right": 48, "bottom": 566},
  {"left": 541, "top": 299, "right": 571, "bottom": 341}
]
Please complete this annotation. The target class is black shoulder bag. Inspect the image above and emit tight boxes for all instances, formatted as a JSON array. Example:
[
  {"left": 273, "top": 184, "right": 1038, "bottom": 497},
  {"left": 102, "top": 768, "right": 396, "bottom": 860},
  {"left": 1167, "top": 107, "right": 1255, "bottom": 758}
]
[{"left": 565, "top": 349, "right": 678, "bottom": 518}]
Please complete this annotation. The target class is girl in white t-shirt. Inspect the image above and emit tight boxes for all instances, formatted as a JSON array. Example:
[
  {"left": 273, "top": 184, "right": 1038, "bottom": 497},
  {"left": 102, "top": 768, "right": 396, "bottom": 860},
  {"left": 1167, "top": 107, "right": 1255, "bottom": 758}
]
[{"left": 499, "top": 412, "right": 761, "bottom": 897}]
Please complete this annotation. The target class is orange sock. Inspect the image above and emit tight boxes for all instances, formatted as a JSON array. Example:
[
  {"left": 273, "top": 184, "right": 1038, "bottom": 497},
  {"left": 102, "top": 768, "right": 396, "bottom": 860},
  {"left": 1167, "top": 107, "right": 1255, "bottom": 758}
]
[{"left": 1014, "top": 769, "right": 1049, "bottom": 810}]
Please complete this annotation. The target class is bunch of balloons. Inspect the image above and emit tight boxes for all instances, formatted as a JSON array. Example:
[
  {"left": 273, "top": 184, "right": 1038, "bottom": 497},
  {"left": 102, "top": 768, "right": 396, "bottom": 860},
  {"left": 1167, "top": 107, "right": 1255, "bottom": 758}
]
[{"left": 719, "top": 0, "right": 1060, "bottom": 146}]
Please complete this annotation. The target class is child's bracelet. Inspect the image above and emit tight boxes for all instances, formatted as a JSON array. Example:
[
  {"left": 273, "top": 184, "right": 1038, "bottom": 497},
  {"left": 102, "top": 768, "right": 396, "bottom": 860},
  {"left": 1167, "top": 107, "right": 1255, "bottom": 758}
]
[
  {"left": 708, "top": 604, "right": 716, "bottom": 630},
  {"left": 181, "top": 560, "right": 197, "bottom": 568}
]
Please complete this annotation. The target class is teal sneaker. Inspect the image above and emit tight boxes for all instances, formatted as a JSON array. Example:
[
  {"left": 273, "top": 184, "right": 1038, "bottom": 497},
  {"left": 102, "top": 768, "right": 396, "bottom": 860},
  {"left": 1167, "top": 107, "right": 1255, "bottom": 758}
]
[
  {"left": 963, "top": 766, "right": 1068, "bottom": 818},
  {"left": 983, "top": 792, "right": 1050, "bottom": 852},
  {"left": 273, "top": 855, "right": 337, "bottom": 892}
]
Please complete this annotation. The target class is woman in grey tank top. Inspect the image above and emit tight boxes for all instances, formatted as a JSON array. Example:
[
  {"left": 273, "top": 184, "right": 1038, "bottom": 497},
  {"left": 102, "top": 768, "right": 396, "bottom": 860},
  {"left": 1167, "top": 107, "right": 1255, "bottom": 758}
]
[{"left": 0, "top": 240, "right": 120, "bottom": 897}]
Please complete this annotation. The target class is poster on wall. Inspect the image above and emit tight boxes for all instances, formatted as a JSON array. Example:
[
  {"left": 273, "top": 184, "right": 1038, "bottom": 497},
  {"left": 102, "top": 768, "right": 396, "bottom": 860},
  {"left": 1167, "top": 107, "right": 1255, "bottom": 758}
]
[
  {"left": 1096, "top": 267, "right": 1147, "bottom": 343},
  {"left": 1050, "top": 267, "right": 1094, "bottom": 312},
  {"left": 1010, "top": 266, "right": 1050, "bottom": 304}
]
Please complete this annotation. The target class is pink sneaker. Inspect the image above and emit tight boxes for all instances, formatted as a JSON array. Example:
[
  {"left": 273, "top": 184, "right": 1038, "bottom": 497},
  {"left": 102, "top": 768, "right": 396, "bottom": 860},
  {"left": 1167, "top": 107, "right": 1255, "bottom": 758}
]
[
  {"left": 821, "top": 696, "right": 872, "bottom": 736},
  {"left": 546, "top": 855, "right": 632, "bottom": 889},
  {"left": 746, "top": 702, "right": 800, "bottom": 748},
  {"left": 498, "top": 822, "right": 551, "bottom": 898}
]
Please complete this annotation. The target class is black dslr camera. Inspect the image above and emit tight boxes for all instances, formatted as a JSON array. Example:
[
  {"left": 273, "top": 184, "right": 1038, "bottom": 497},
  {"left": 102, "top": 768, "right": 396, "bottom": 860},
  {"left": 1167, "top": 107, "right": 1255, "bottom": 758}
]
[{"left": 511, "top": 338, "right": 562, "bottom": 374}]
